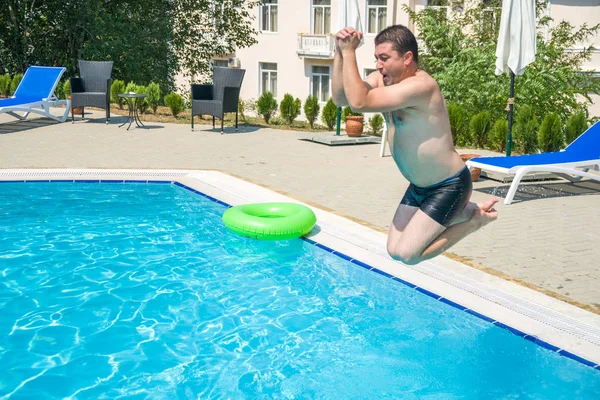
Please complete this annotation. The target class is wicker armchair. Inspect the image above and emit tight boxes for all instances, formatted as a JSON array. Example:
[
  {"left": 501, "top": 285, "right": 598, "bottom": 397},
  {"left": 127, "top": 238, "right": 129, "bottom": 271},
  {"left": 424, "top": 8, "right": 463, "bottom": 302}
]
[
  {"left": 70, "top": 60, "right": 113, "bottom": 124},
  {"left": 191, "top": 67, "right": 245, "bottom": 133}
]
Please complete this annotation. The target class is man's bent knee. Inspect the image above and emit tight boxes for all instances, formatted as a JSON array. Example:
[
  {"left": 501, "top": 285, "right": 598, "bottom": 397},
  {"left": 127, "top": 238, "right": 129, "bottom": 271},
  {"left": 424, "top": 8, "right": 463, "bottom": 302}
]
[{"left": 386, "top": 243, "right": 422, "bottom": 265}]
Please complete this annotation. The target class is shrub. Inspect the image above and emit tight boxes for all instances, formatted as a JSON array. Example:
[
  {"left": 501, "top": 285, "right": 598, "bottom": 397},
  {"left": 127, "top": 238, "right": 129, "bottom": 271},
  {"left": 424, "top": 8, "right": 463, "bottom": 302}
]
[
  {"left": 279, "top": 93, "right": 301, "bottom": 126},
  {"left": 146, "top": 82, "right": 161, "bottom": 113},
  {"left": 513, "top": 105, "right": 538, "bottom": 154},
  {"left": 164, "top": 92, "right": 185, "bottom": 117},
  {"left": 447, "top": 102, "right": 468, "bottom": 145},
  {"left": 257, "top": 91, "right": 278, "bottom": 123},
  {"left": 54, "top": 80, "right": 65, "bottom": 99},
  {"left": 369, "top": 114, "right": 384, "bottom": 136},
  {"left": 469, "top": 111, "right": 491, "bottom": 148},
  {"left": 63, "top": 80, "right": 71, "bottom": 98},
  {"left": 538, "top": 113, "right": 564, "bottom": 152},
  {"left": 303, "top": 95, "right": 320, "bottom": 129},
  {"left": 269, "top": 117, "right": 284, "bottom": 125},
  {"left": 238, "top": 98, "right": 246, "bottom": 122},
  {"left": 0, "top": 74, "right": 11, "bottom": 96},
  {"left": 565, "top": 111, "right": 588, "bottom": 145},
  {"left": 342, "top": 105, "right": 363, "bottom": 122},
  {"left": 135, "top": 85, "right": 150, "bottom": 114},
  {"left": 321, "top": 98, "right": 338, "bottom": 130},
  {"left": 111, "top": 80, "right": 126, "bottom": 109},
  {"left": 10, "top": 73, "right": 23, "bottom": 95},
  {"left": 124, "top": 82, "right": 137, "bottom": 94},
  {"left": 489, "top": 119, "right": 508, "bottom": 153}
]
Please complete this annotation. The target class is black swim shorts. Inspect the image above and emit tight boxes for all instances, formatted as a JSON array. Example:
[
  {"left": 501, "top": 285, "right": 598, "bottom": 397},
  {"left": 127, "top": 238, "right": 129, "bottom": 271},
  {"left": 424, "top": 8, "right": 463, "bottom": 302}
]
[{"left": 400, "top": 166, "right": 472, "bottom": 227}]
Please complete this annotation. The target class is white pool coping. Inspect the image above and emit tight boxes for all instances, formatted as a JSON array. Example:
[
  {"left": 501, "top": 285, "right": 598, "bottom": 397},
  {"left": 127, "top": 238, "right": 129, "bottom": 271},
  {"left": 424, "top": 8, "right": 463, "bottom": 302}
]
[{"left": 1, "top": 168, "right": 599, "bottom": 368}]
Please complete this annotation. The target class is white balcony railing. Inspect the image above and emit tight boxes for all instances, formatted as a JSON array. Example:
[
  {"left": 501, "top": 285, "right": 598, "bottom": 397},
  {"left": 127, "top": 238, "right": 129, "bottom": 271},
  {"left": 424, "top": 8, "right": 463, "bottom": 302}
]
[{"left": 297, "top": 34, "right": 335, "bottom": 59}]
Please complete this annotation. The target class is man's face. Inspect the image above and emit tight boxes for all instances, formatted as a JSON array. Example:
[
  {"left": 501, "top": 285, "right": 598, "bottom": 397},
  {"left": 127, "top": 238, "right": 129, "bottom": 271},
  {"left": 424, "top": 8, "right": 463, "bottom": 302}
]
[{"left": 374, "top": 42, "right": 407, "bottom": 86}]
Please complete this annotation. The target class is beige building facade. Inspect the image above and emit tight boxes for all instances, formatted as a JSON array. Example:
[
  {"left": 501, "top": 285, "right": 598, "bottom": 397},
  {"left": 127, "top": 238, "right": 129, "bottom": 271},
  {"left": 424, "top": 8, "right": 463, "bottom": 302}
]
[{"left": 189, "top": 0, "right": 599, "bottom": 120}]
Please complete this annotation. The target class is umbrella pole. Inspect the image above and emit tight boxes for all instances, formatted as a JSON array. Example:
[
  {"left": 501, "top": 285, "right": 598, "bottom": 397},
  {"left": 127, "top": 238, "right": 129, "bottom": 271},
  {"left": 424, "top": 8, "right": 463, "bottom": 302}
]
[
  {"left": 336, "top": 106, "right": 342, "bottom": 136},
  {"left": 506, "top": 70, "right": 515, "bottom": 156}
]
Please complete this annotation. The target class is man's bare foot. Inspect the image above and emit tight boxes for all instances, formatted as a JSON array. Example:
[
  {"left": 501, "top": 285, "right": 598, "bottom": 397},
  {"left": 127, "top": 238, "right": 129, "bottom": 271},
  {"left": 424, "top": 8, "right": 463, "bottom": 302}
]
[{"left": 471, "top": 199, "right": 499, "bottom": 228}]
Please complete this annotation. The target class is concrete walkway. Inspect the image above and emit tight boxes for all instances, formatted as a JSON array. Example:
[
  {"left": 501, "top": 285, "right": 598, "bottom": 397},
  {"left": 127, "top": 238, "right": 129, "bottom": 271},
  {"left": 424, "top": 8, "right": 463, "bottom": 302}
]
[{"left": 1, "top": 111, "right": 598, "bottom": 312}]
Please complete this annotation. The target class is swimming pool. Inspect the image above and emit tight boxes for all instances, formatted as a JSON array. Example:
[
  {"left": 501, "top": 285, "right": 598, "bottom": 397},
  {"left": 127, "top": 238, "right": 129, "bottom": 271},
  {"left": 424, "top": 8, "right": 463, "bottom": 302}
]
[{"left": 1, "top": 180, "right": 599, "bottom": 399}]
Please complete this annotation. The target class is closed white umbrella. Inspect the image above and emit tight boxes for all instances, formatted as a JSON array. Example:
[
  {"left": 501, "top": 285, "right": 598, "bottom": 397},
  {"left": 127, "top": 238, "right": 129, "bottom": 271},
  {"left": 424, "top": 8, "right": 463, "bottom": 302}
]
[
  {"left": 335, "top": 0, "right": 364, "bottom": 136},
  {"left": 337, "top": 0, "right": 364, "bottom": 43},
  {"left": 495, "top": 0, "right": 537, "bottom": 155}
]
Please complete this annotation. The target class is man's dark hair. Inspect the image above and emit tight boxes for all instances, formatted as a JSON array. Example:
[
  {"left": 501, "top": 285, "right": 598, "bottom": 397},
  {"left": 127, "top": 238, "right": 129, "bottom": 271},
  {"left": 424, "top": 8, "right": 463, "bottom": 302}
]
[{"left": 375, "top": 25, "right": 419, "bottom": 64}]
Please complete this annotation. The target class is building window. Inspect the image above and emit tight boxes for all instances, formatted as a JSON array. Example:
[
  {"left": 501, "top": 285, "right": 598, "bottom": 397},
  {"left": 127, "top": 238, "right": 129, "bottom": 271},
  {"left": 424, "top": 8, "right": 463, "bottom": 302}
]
[
  {"left": 367, "top": 0, "right": 387, "bottom": 34},
  {"left": 312, "top": 0, "right": 331, "bottom": 35},
  {"left": 481, "top": 0, "right": 501, "bottom": 35},
  {"left": 260, "top": 62, "right": 277, "bottom": 96},
  {"left": 212, "top": 59, "right": 229, "bottom": 68},
  {"left": 311, "top": 66, "right": 330, "bottom": 102},
  {"left": 260, "top": 0, "right": 278, "bottom": 32},
  {"left": 426, "top": 0, "right": 450, "bottom": 19}
]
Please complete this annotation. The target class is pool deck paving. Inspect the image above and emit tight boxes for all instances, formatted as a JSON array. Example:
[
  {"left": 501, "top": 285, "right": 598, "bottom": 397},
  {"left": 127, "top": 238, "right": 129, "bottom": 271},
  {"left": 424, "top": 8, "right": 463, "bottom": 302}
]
[{"left": 0, "top": 110, "right": 598, "bottom": 314}]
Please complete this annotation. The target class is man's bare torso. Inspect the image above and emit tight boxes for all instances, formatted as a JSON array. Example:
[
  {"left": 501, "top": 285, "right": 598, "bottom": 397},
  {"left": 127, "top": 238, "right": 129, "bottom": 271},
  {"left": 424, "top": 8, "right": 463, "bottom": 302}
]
[{"left": 376, "top": 70, "right": 464, "bottom": 187}]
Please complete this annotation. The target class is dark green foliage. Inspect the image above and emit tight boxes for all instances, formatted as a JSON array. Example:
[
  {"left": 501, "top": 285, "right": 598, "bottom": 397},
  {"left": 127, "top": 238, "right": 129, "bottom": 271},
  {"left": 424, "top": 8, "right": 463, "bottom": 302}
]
[
  {"left": 403, "top": 1, "right": 600, "bottom": 132},
  {"left": 0, "top": 1, "right": 259, "bottom": 95},
  {"left": 538, "top": 113, "right": 564, "bottom": 152},
  {"left": 565, "top": 111, "right": 588, "bottom": 144},
  {"left": 447, "top": 102, "right": 468, "bottom": 145},
  {"left": 257, "top": 92, "right": 278, "bottom": 124},
  {"left": 164, "top": 93, "right": 184, "bottom": 117},
  {"left": 469, "top": 111, "right": 491, "bottom": 148},
  {"left": 321, "top": 99, "right": 338, "bottom": 130},
  {"left": 490, "top": 119, "right": 508, "bottom": 153},
  {"left": 513, "top": 105, "right": 539, "bottom": 154},
  {"left": 304, "top": 95, "right": 320, "bottom": 129},
  {"left": 279, "top": 93, "right": 301, "bottom": 126},
  {"left": 369, "top": 114, "right": 384, "bottom": 136}
]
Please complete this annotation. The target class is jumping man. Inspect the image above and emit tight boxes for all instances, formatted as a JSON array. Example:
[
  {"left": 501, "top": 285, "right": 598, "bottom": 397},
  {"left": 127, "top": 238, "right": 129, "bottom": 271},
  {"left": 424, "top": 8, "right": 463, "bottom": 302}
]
[{"left": 332, "top": 25, "right": 498, "bottom": 265}]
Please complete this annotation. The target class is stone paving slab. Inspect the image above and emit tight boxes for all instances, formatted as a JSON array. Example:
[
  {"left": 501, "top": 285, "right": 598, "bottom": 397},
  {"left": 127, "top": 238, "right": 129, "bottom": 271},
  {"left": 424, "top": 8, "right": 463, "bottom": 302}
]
[
  {"left": 0, "top": 110, "right": 598, "bottom": 312},
  {"left": 296, "top": 131, "right": 382, "bottom": 145}
]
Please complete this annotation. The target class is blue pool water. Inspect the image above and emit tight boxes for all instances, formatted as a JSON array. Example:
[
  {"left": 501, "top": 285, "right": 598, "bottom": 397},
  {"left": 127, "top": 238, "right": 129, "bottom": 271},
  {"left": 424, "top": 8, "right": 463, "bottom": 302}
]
[{"left": 0, "top": 182, "right": 599, "bottom": 399}]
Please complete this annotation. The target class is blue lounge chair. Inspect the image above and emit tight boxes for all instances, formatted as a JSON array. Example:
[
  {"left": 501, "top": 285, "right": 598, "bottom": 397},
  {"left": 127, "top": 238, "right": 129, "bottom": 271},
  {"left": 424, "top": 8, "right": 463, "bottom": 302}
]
[
  {"left": 466, "top": 121, "right": 600, "bottom": 204},
  {"left": 0, "top": 66, "right": 70, "bottom": 123}
]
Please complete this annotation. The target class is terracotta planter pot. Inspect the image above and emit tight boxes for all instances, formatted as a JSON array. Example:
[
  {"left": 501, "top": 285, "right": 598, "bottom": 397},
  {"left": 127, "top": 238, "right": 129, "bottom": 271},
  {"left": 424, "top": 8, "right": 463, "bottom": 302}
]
[
  {"left": 345, "top": 115, "right": 364, "bottom": 137},
  {"left": 460, "top": 153, "right": 482, "bottom": 182},
  {"left": 68, "top": 96, "right": 83, "bottom": 115}
]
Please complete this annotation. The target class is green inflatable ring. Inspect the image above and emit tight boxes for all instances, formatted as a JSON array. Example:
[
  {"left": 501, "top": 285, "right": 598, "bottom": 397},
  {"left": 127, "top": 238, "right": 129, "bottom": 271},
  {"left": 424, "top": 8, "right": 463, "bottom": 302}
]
[{"left": 222, "top": 202, "right": 317, "bottom": 240}]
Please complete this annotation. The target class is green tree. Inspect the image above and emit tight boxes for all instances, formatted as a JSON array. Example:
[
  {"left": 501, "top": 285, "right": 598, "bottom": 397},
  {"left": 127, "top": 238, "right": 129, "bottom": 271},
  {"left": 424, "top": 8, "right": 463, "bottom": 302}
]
[
  {"left": 257, "top": 92, "right": 278, "bottom": 124},
  {"left": 565, "top": 111, "right": 588, "bottom": 144},
  {"left": 404, "top": 1, "right": 600, "bottom": 125},
  {"left": 279, "top": 94, "right": 301, "bottom": 126},
  {"left": 321, "top": 99, "right": 338, "bottom": 130},
  {"left": 0, "top": 0, "right": 175, "bottom": 92},
  {"left": 369, "top": 114, "right": 384, "bottom": 136},
  {"left": 111, "top": 80, "right": 126, "bottom": 109},
  {"left": 469, "top": 111, "right": 491, "bottom": 148},
  {"left": 447, "top": 102, "right": 469, "bottom": 145},
  {"left": 10, "top": 73, "right": 23, "bottom": 95},
  {"left": 146, "top": 82, "right": 162, "bottom": 113},
  {"left": 164, "top": 93, "right": 184, "bottom": 117},
  {"left": 304, "top": 95, "right": 320, "bottom": 129},
  {"left": 490, "top": 119, "right": 508, "bottom": 153},
  {"left": 538, "top": 113, "right": 564, "bottom": 152},
  {"left": 172, "top": 0, "right": 259, "bottom": 79},
  {"left": 513, "top": 105, "right": 539, "bottom": 154}
]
